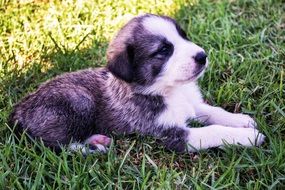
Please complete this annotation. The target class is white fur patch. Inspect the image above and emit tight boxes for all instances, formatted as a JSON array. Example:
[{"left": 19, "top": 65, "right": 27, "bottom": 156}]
[
  {"left": 156, "top": 82, "right": 203, "bottom": 127},
  {"left": 194, "top": 104, "right": 257, "bottom": 128},
  {"left": 143, "top": 16, "right": 183, "bottom": 44},
  {"left": 187, "top": 125, "right": 265, "bottom": 151}
]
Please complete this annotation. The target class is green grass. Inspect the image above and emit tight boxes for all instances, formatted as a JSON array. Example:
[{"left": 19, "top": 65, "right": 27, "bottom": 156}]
[{"left": 0, "top": 0, "right": 284, "bottom": 189}]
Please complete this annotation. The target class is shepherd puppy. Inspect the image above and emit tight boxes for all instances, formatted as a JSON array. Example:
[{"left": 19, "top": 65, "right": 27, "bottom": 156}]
[{"left": 9, "top": 14, "right": 265, "bottom": 154}]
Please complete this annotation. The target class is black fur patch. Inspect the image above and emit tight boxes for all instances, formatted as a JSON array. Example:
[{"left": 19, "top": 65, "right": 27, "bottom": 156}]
[
  {"left": 160, "top": 127, "right": 190, "bottom": 153},
  {"left": 174, "top": 23, "right": 188, "bottom": 40},
  {"left": 130, "top": 31, "right": 173, "bottom": 85},
  {"left": 107, "top": 44, "right": 134, "bottom": 82}
]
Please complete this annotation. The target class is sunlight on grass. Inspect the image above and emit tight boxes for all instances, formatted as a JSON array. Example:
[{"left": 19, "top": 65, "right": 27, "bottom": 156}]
[{"left": 0, "top": 0, "right": 197, "bottom": 73}]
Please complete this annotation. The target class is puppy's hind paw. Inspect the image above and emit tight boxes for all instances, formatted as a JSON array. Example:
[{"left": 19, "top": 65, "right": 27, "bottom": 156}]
[
  {"left": 69, "top": 134, "right": 112, "bottom": 155},
  {"left": 85, "top": 134, "right": 112, "bottom": 154},
  {"left": 85, "top": 134, "right": 112, "bottom": 147}
]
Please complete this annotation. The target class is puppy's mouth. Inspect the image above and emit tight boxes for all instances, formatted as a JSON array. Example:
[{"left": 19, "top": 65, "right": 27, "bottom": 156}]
[
  {"left": 176, "top": 66, "right": 206, "bottom": 83},
  {"left": 192, "top": 66, "right": 206, "bottom": 78}
]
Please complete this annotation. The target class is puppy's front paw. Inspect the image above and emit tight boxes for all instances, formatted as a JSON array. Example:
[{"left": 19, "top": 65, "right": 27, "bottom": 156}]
[
  {"left": 232, "top": 128, "right": 265, "bottom": 147},
  {"left": 230, "top": 114, "right": 257, "bottom": 128},
  {"left": 254, "top": 131, "right": 266, "bottom": 146}
]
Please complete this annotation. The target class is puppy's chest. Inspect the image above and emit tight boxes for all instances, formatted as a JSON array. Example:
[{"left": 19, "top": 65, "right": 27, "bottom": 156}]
[{"left": 156, "top": 89, "right": 200, "bottom": 127}]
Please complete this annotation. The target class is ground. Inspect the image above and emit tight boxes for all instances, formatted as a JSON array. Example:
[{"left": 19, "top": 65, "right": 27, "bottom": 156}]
[{"left": 0, "top": 0, "right": 284, "bottom": 189}]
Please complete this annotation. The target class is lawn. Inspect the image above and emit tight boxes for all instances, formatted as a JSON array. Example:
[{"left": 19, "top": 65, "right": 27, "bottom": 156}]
[{"left": 0, "top": 0, "right": 284, "bottom": 189}]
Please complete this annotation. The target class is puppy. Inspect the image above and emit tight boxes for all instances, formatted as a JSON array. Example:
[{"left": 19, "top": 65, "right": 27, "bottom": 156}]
[{"left": 9, "top": 14, "right": 265, "bottom": 154}]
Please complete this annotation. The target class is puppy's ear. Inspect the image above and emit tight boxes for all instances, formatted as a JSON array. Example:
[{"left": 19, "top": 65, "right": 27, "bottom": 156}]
[{"left": 107, "top": 45, "right": 134, "bottom": 83}]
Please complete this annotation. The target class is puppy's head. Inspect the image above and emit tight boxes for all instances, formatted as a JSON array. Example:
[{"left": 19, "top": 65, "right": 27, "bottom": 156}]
[{"left": 107, "top": 14, "right": 208, "bottom": 94}]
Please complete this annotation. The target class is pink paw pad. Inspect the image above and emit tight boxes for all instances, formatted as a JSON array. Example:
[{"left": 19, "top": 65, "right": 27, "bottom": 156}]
[{"left": 85, "top": 134, "right": 111, "bottom": 146}]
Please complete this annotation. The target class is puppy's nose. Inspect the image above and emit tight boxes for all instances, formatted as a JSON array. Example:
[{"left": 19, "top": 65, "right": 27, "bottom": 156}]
[{"left": 194, "top": 52, "right": 207, "bottom": 65}]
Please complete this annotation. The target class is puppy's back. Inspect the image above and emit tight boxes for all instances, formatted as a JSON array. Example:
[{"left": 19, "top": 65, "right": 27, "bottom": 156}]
[{"left": 9, "top": 68, "right": 107, "bottom": 150}]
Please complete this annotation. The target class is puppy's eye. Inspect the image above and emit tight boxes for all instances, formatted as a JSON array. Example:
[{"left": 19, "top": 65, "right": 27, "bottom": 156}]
[
  {"left": 155, "top": 44, "right": 172, "bottom": 57},
  {"left": 158, "top": 46, "right": 169, "bottom": 55}
]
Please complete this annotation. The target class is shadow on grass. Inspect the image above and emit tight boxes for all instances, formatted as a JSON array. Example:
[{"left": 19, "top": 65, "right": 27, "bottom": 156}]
[{"left": 1, "top": 39, "right": 108, "bottom": 103}]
